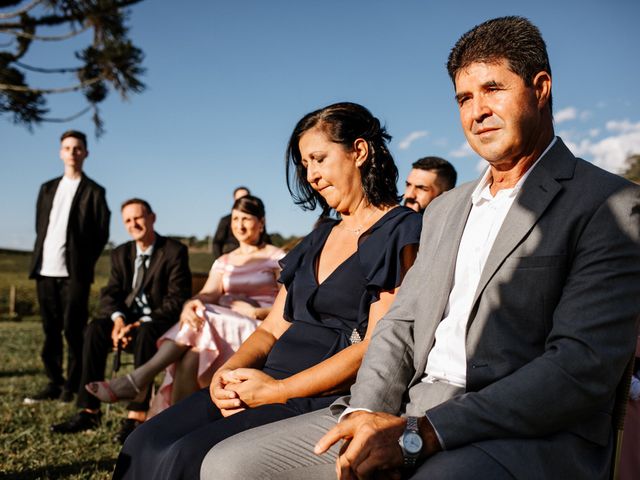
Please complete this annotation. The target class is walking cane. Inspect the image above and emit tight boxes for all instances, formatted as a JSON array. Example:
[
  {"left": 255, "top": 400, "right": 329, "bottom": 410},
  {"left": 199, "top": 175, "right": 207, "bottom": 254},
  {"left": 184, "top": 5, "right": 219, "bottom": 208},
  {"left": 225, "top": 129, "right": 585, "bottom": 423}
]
[
  {"left": 106, "top": 340, "right": 122, "bottom": 417},
  {"left": 112, "top": 339, "right": 122, "bottom": 375}
]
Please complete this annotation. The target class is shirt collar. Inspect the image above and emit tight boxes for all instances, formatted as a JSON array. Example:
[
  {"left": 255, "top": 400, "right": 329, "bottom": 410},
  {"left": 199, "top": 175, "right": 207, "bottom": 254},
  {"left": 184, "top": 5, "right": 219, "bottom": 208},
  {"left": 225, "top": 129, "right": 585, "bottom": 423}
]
[
  {"left": 471, "top": 136, "right": 557, "bottom": 205},
  {"left": 136, "top": 242, "right": 154, "bottom": 258}
]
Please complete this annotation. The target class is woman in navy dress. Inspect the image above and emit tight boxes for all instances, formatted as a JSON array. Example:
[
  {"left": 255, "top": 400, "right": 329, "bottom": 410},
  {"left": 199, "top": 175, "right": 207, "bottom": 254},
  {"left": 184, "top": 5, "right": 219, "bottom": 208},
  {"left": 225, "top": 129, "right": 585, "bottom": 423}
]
[{"left": 113, "top": 102, "right": 422, "bottom": 479}]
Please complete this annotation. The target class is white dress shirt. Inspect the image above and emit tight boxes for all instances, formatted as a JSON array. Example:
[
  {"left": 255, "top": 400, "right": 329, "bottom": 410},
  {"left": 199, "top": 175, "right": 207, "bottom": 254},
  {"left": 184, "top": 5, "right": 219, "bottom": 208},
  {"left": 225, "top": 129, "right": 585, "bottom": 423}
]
[
  {"left": 39, "top": 176, "right": 81, "bottom": 277},
  {"left": 423, "top": 137, "right": 556, "bottom": 387}
]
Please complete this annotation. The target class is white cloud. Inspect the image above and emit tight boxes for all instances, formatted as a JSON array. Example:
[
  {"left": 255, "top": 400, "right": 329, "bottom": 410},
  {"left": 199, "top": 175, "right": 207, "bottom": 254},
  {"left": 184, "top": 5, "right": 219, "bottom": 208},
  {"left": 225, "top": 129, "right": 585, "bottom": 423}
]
[
  {"left": 398, "top": 131, "right": 429, "bottom": 150},
  {"left": 554, "top": 107, "right": 577, "bottom": 124},
  {"left": 449, "top": 141, "right": 474, "bottom": 158},
  {"left": 564, "top": 120, "right": 640, "bottom": 173},
  {"left": 589, "top": 129, "right": 600, "bottom": 137},
  {"left": 606, "top": 119, "right": 640, "bottom": 133}
]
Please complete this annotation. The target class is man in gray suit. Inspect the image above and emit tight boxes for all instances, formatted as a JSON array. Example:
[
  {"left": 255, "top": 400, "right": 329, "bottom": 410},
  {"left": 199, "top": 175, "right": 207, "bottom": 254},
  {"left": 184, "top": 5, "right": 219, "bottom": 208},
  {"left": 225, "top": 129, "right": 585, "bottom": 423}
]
[{"left": 201, "top": 16, "right": 640, "bottom": 479}]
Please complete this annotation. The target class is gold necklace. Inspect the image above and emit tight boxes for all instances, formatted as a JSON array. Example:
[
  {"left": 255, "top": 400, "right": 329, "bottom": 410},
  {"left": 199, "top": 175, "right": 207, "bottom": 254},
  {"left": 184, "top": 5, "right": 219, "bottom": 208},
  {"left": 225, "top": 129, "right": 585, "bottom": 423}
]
[{"left": 339, "top": 208, "right": 378, "bottom": 235}]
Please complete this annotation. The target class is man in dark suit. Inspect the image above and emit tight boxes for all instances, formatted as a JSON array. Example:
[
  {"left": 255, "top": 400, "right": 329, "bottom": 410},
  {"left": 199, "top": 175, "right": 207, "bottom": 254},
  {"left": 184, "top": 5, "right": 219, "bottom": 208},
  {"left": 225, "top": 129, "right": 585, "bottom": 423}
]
[
  {"left": 201, "top": 16, "right": 640, "bottom": 480},
  {"left": 25, "top": 130, "right": 110, "bottom": 404},
  {"left": 211, "top": 186, "right": 250, "bottom": 259},
  {"left": 51, "top": 198, "right": 191, "bottom": 443}
]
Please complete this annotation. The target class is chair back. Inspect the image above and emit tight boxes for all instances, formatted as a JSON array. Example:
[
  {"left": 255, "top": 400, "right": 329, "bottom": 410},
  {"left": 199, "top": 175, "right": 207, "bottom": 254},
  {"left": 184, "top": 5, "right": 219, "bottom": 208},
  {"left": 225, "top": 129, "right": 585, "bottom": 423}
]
[{"left": 610, "top": 356, "right": 635, "bottom": 480}]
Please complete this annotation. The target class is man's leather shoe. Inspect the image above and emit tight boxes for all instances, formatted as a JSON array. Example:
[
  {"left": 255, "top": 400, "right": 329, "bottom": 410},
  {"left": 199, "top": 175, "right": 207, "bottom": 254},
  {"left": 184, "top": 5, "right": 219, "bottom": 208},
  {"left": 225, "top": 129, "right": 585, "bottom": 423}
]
[
  {"left": 23, "top": 384, "right": 62, "bottom": 404},
  {"left": 115, "top": 418, "right": 143, "bottom": 444},
  {"left": 51, "top": 410, "right": 101, "bottom": 433}
]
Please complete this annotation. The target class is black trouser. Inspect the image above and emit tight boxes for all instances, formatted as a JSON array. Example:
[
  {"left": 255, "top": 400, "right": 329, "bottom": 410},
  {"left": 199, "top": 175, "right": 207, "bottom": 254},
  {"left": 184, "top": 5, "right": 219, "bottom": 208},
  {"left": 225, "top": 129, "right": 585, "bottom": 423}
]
[
  {"left": 76, "top": 316, "right": 174, "bottom": 411},
  {"left": 113, "top": 388, "right": 335, "bottom": 480},
  {"left": 36, "top": 276, "right": 90, "bottom": 393}
]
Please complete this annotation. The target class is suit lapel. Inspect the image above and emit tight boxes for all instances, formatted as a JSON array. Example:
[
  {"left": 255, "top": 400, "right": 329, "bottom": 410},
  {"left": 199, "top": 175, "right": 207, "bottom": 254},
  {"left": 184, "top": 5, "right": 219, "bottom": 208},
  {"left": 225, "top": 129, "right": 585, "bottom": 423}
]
[
  {"left": 413, "top": 184, "right": 475, "bottom": 373},
  {"left": 69, "top": 174, "right": 87, "bottom": 215},
  {"left": 126, "top": 242, "right": 136, "bottom": 285},
  {"left": 40, "top": 178, "right": 62, "bottom": 230},
  {"left": 467, "top": 140, "right": 576, "bottom": 322}
]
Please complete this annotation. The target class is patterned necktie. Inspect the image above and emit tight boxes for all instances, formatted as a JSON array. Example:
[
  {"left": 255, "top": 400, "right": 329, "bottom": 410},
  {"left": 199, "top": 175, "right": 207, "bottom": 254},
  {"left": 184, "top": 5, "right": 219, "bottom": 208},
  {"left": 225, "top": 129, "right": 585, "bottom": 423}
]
[{"left": 126, "top": 254, "right": 149, "bottom": 308}]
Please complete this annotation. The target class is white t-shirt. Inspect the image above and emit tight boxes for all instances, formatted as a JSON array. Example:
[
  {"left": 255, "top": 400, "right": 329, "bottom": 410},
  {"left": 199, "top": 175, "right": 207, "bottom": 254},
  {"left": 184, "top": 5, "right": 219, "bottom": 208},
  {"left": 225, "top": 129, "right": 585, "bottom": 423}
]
[{"left": 39, "top": 176, "right": 81, "bottom": 277}]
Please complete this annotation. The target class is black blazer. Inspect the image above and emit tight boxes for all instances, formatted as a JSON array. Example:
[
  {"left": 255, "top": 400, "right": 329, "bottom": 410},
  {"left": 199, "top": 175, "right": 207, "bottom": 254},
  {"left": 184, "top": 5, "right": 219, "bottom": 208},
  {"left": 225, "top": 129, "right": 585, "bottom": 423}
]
[
  {"left": 211, "top": 214, "right": 237, "bottom": 260},
  {"left": 29, "top": 174, "right": 111, "bottom": 283},
  {"left": 99, "top": 234, "right": 192, "bottom": 325}
]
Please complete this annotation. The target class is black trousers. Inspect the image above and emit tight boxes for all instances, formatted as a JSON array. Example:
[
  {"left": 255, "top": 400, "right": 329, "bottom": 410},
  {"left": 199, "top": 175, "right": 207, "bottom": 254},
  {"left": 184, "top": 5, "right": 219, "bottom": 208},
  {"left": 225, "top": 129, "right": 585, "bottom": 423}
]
[
  {"left": 36, "top": 276, "right": 90, "bottom": 393},
  {"left": 76, "top": 316, "right": 173, "bottom": 411},
  {"left": 113, "top": 388, "right": 334, "bottom": 480}
]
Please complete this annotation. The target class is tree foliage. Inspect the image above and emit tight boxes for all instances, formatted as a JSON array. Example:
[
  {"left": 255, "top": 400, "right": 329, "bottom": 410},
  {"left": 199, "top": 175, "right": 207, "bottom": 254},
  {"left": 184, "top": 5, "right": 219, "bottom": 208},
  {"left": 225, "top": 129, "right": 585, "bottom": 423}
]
[
  {"left": 0, "top": 0, "right": 145, "bottom": 136},
  {"left": 622, "top": 154, "right": 640, "bottom": 184}
]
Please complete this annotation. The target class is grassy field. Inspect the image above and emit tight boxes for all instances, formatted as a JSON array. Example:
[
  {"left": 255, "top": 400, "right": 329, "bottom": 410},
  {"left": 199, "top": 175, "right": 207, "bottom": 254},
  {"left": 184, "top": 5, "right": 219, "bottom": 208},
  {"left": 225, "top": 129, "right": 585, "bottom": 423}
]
[{"left": 0, "top": 249, "right": 213, "bottom": 479}]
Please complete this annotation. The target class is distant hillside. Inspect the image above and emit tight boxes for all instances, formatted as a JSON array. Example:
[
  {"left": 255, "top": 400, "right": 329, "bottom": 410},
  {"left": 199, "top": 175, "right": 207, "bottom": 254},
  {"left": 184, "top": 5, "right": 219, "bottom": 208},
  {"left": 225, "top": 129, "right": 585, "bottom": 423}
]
[{"left": 0, "top": 248, "right": 31, "bottom": 256}]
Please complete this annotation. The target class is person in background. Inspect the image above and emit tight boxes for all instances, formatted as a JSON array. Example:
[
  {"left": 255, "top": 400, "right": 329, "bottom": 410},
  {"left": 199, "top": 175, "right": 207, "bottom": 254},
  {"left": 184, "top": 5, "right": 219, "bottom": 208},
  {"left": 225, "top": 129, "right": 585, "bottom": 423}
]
[
  {"left": 86, "top": 195, "right": 285, "bottom": 415},
  {"left": 403, "top": 156, "right": 457, "bottom": 213},
  {"left": 51, "top": 199, "right": 191, "bottom": 444},
  {"left": 211, "top": 186, "right": 250, "bottom": 259},
  {"left": 25, "top": 130, "right": 110, "bottom": 405},
  {"left": 112, "top": 102, "right": 422, "bottom": 479}
]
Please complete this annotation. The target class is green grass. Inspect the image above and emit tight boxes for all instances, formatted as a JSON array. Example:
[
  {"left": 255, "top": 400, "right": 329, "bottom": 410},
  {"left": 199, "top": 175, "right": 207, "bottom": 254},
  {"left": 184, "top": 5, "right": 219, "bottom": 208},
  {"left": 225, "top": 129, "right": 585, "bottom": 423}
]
[
  {"left": 0, "top": 316, "right": 131, "bottom": 479},
  {"left": 0, "top": 248, "right": 214, "bottom": 479}
]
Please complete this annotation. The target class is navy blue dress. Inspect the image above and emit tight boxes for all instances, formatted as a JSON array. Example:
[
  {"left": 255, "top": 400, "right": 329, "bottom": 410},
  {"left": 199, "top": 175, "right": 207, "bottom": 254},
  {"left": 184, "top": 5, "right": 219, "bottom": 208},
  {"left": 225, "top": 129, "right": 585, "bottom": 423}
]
[{"left": 113, "top": 207, "right": 421, "bottom": 480}]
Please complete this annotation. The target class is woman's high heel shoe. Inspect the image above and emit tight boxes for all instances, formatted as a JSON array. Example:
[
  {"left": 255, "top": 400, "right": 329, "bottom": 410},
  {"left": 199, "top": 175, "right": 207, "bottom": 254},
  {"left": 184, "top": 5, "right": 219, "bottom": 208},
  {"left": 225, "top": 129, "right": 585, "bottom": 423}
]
[{"left": 85, "top": 374, "right": 143, "bottom": 403}]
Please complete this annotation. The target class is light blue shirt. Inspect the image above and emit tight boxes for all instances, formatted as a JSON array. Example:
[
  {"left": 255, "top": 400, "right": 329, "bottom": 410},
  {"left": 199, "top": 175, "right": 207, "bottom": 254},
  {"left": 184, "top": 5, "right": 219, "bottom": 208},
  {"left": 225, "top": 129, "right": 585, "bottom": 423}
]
[{"left": 111, "top": 243, "right": 155, "bottom": 323}]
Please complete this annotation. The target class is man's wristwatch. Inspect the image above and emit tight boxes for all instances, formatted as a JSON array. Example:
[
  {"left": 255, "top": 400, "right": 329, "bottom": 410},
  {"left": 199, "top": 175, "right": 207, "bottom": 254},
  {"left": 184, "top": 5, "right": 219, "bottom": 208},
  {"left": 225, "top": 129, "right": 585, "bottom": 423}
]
[{"left": 398, "top": 416, "right": 423, "bottom": 468}]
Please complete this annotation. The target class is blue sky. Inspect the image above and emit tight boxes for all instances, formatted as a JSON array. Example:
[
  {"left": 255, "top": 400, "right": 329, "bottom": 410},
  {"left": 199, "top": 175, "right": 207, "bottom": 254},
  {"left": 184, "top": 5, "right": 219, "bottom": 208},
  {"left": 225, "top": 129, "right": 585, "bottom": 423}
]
[{"left": 1, "top": 0, "right": 639, "bottom": 249}]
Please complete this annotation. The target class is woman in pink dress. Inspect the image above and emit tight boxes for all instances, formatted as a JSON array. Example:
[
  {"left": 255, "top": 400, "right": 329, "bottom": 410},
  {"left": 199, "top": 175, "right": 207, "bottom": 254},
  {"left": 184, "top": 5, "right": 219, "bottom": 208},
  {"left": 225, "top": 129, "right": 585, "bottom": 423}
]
[{"left": 85, "top": 195, "right": 285, "bottom": 414}]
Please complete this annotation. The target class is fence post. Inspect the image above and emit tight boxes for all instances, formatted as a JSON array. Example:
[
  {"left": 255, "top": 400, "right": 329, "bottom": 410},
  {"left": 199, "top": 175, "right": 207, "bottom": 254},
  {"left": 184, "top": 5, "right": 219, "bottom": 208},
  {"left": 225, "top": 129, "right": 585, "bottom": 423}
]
[{"left": 8, "top": 285, "right": 20, "bottom": 320}]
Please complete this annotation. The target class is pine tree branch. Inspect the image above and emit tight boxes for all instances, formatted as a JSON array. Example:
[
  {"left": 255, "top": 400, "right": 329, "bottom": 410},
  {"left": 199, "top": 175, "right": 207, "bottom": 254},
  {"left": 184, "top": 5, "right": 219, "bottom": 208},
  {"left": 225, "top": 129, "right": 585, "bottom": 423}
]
[
  {"left": 14, "top": 60, "right": 80, "bottom": 73},
  {"left": 41, "top": 104, "right": 91, "bottom": 122},
  {"left": 0, "top": 0, "right": 41, "bottom": 19},
  {"left": 1, "top": 23, "right": 89, "bottom": 40},
  {"left": 1, "top": 0, "right": 143, "bottom": 28},
  {"left": 0, "top": 76, "right": 101, "bottom": 93}
]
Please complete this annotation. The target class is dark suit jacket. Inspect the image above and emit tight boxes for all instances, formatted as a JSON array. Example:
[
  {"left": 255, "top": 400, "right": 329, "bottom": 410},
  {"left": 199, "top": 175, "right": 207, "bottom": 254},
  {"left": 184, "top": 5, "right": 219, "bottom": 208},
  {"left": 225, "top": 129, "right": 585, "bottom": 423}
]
[
  {"left": 337, "top": 139, "right": 640, "bottom": 479},
  {"left": 99, "top": 234, "right": 191, "bottom": 326},
  {"left": 29, "top": 174, "right": 110, "bottom": 283},
  {"left": 211, "top": 214, "right": 238, "bottom": 260}
]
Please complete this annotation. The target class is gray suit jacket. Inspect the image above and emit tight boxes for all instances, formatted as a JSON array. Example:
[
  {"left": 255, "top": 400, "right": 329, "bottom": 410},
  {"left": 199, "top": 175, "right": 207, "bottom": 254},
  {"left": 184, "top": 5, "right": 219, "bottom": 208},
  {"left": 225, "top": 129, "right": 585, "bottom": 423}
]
[{"left": 334, "top": 139, "right": 640, "bottom": 478}]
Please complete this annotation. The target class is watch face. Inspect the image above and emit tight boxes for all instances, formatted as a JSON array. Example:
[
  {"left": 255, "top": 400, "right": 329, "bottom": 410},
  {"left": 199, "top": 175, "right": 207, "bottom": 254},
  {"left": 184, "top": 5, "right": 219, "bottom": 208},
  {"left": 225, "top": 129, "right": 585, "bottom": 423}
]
[{"left": 402, "top": 432, "right": 423, "bottom": 455}]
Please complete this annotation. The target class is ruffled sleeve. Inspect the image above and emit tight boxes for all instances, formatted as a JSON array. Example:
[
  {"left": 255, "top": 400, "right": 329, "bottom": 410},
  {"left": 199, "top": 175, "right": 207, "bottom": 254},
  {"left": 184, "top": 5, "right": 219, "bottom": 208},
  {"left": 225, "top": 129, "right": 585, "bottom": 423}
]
[{"left": 358, "top": 207, "right": 422, "bottom": 294}]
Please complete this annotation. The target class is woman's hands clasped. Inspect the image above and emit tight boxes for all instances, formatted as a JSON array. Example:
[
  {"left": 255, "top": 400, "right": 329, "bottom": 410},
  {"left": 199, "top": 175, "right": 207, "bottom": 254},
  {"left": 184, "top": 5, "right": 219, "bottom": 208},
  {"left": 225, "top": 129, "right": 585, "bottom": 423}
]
[
  {"left": 180, "top": 298, "right": 207, "bottom": 331},
  {"left": 210, "top": 367, "right": 286, "bottom": 417}
]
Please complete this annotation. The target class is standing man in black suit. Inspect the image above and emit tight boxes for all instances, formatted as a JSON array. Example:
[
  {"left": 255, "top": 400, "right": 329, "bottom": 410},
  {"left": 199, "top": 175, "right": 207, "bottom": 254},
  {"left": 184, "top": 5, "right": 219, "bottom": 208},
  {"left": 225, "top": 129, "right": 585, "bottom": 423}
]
[
  {"left": 211, "top": 186, "right": 250, "bottom": 260},
  {"left": 25, "top": 130, "right": 110, "bottom": 404},
  {"left": 51, "top": 198, "right": 191, "bottom": 443}
]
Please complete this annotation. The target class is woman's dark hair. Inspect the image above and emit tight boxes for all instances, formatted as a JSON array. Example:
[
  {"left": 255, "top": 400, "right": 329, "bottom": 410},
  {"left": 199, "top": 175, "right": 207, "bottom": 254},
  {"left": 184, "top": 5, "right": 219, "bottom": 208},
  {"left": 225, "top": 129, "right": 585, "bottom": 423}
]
[
  {"left": 286, "top": 102, "right": 400, "bottom": 215},
  {"left": 232, "top": 195, "right": 269, "bottom": 245},
  {"left": 232, "top": 194, "right": 265, "bottom": 220}
]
